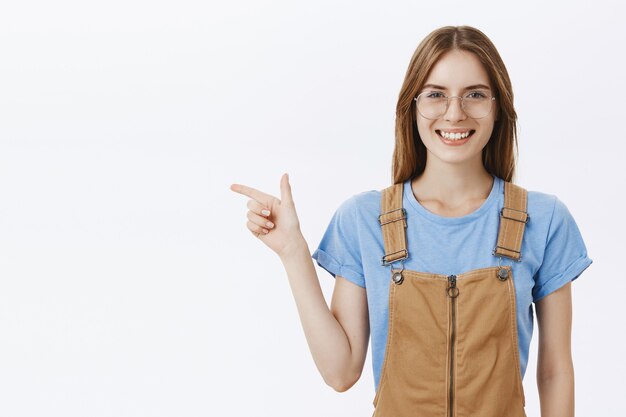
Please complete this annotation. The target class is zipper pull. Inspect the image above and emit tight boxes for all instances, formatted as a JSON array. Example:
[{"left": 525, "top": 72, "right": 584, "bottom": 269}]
[{"left": 447, "top": 274, "right": 459, "bottom": 298}]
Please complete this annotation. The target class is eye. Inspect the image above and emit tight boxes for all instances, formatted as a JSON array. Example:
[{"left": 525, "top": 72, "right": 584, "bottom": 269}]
[
  {"left": 425, "top": 91, "right": 445, "bottom": 99},
  {"left": 466, "top": 91, "right": 487, "bottom": 99}
]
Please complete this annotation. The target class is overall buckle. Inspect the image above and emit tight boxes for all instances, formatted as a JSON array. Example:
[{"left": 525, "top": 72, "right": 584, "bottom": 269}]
[
  {"left": 500, "top": 207, "right": 530, "bottom": 223},
  {"left": 381, "top": 249, "right": 408, "bottom": 266},
  {"left": 378, "top": 207, "right": 407, "bottom": 226}
]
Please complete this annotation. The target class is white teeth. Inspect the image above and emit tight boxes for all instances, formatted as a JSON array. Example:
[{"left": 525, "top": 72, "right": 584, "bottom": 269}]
[{"left": 439, "top": 130, "right": 472, "bottom": 140}]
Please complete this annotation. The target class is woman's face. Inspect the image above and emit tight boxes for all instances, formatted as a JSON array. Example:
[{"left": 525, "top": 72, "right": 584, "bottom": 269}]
[{"left": 415, "top": 49, "right": 497, "bottom": 168}]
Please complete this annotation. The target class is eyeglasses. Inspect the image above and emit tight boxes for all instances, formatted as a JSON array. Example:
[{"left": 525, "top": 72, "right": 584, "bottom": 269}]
[{"left": 413, "top": 91, "right": 496, "bottom": 120}]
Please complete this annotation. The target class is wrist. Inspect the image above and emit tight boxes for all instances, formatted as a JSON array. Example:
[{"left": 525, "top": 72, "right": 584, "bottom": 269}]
[{"left": 279, "top": 235, "right": 308, "bottom": 261}]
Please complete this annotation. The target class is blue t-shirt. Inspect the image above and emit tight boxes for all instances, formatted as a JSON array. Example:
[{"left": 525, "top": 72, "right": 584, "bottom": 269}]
[{"left": 311, "top": 175, "right": 593, "bottom": 393}]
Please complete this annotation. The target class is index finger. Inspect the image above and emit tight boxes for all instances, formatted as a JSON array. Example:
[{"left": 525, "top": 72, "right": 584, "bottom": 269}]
[{"left": 230, "top": 183, "right": 274, "bottom": 205}]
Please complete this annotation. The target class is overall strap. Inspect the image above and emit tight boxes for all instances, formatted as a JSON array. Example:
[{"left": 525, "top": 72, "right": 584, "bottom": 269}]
[
  {"left": 378, "top": 182, "right": 408, "bottom": 265},
  {"left": 493, "top": 181, "right": 530, "bottom": 261}
]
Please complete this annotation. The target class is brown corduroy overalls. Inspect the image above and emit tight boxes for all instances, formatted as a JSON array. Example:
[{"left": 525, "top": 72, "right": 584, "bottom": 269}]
[{"left": 372, "top": 180, "right": 529, "bottom": 417}]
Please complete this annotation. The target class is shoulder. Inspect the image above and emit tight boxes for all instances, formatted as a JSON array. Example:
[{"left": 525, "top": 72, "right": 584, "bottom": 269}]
[
  {"left": 526, "top": 188, "right": 558, "bottom": 219},
  {"left": 335, "top": 188, "right": 381, "bottom": 217},
  {"left": 524, "top": 185, "right": 578, "bottom": 234},
  {"left": 325, "top": 189, "right": 383, "bottom": 233}
]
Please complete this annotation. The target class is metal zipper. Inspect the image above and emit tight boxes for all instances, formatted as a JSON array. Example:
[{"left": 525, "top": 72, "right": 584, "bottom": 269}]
[{"left": 447, "top": 274, "right": 459, "bottom": 417}]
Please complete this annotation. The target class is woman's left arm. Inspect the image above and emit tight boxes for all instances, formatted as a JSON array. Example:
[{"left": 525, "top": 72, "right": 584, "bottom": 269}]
[{"left": 535, "top": 281, "right": 575, "bottom": 417}]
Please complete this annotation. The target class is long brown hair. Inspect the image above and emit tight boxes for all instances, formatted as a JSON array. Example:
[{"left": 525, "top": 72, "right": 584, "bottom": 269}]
[{"left": 392, "top": 25, "right": 518, "bottom": 184}]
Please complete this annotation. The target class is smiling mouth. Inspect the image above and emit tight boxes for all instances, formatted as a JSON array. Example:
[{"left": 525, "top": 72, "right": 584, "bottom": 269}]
[{"left": 436, "top": 130, "right": 476, "bottom": 141}]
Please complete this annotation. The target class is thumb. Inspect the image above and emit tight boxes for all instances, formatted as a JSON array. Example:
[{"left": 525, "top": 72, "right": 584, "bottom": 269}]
[{"left": 280, "top": 173, "right": 293, "bottom": 203}]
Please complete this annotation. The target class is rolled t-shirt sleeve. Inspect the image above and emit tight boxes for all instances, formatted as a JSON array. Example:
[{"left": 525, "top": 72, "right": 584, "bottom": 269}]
[
  {"left": 532, "top": 196, "right": 593, "bottom": 303},
  {"left": 311, "top": 196, "right": 366, "bottom": 288}
]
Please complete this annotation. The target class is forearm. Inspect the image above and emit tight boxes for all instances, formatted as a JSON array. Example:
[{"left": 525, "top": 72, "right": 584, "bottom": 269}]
[
  {"left": 279, "top": 238, "right": 357, "bottom": 391},
  {"left": 537, "top": 366, "right": 575, "bottom": 417}
]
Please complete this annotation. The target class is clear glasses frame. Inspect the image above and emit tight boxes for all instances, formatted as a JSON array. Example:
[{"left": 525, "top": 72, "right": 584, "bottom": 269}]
[{"left": 413, "top": 92, "right": 496, "bottom": 120}]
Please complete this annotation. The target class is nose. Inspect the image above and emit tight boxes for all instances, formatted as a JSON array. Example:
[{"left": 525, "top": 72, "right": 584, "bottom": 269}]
[{"left": 443, "top": 96, "right": 467, "bottom": 122}]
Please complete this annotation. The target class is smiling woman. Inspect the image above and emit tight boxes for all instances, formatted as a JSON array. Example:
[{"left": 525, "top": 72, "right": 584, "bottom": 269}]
[
  {"left": 413, "top": 49, "right": 497, "bottom": 161},
  {"left": 231, "top": 24, "right": 592, "bottom": 417},
  {"left": 393, "top": 28, "right": 518, "bottom": 185}
]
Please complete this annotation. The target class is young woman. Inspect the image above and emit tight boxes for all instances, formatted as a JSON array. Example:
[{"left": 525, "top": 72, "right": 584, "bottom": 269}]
[{"left": 230, "top": 25, "right": 592, "bottom": 417}]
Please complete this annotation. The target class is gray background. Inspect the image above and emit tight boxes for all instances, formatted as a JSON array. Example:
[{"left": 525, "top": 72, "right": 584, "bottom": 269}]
[{"left": 1, "top": 0, "right": 624, "bottom": 416}]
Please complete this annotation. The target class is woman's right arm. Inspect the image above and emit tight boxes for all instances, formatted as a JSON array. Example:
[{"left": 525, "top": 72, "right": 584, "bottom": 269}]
[
  {"left": 230, "top": 174, "right": 369, "bottom": 392},
  {"left": 280, "top": 241, "right": 369, "bottom": 392}
]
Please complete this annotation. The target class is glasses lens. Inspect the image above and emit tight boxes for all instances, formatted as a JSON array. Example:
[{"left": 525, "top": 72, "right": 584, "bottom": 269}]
[
  {"left": 463, "top": 95, "right": 493, "bottom": 119},
  {"left": 417, "top": 95, "right": 447, "bottom": 119}
]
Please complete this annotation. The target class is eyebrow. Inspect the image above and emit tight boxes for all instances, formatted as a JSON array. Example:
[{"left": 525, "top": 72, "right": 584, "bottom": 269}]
[{"left": 422, "top": 83, "right": 491, "bottom": 91}]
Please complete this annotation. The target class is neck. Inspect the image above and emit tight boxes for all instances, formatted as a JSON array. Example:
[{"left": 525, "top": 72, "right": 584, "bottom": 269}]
[{"left": 411, "top": 158, "right": 494, "bottom": 206}]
